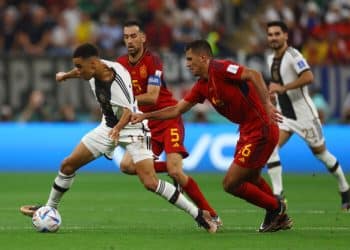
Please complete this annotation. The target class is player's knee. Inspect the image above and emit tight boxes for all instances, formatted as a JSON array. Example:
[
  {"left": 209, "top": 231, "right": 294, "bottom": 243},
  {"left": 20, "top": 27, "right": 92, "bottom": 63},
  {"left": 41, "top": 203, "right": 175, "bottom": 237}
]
[
  {"left": 140, "top": 177, "right": 158, "bottom": 192},
  {"left": 167, "top": 167, "right": 183, "bottom": 181},
  {"left": 60, "top": 157, "right": 76, "bottom": 175},
  {"left": 119, "top": 160, "right": 136, "bottom": 175},
  {"left": 222, "top": 177, "right": 240, "bottom": 195}
]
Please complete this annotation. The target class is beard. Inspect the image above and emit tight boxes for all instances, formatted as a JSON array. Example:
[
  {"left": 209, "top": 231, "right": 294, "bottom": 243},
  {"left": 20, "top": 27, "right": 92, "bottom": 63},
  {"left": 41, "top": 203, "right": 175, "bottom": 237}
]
[{"left": 269, "top": 41, "right": 284, "bottom": 50}]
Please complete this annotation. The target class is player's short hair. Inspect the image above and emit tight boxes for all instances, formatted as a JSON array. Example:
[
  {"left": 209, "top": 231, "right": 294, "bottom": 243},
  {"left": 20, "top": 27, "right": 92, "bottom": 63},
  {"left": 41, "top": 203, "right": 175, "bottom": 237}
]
[
  {"left": 185, "top": 40, "right": 213, "bottom": 57},
  {"left": 73, "top": 43, "right": 99, "bottom": 58},
  {"left": 123, "top": 19, "right": 145, "bottom": 32},
  {"left": 267, "top": 21, "right": 289, "bottom": 33}
]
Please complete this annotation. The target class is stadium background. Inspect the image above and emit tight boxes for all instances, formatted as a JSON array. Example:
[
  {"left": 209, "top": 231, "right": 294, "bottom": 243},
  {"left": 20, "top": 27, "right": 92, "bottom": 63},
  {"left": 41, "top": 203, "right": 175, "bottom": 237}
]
[{"left": 0, "top": 0, "right": 349, "bottom": 173}]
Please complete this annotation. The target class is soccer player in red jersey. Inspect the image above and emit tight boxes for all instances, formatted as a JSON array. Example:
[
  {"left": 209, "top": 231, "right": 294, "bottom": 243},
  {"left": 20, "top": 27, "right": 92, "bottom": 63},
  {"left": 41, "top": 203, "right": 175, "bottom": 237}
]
[
  {"left": 116, "top": 20, "right": 221, "bottom": 225},
  {"left": 131, "top": 39, "right": 293, "bottom": 232}
]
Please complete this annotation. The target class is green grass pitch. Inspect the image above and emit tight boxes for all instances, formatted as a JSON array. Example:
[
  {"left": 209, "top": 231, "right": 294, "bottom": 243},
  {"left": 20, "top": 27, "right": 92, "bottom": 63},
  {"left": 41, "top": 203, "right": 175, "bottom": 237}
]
[{"left": 1, "top": 172, "right": 349, "bottom": 250}]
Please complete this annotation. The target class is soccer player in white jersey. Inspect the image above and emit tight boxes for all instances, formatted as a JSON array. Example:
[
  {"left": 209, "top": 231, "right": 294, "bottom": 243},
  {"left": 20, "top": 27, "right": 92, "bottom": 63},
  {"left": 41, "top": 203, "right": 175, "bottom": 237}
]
[
  {"left": 264, "top": 21, "right": 350, "bottom": 211},
  {"left": 20, "top": 43, "right": 217, "bottom": 233}
]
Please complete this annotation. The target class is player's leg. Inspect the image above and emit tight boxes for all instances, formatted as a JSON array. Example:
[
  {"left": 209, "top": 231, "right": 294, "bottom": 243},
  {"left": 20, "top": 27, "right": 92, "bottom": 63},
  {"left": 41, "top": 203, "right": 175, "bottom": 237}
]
[
  {"left": 128, "top": 143, "right": 217, "bottom": 233},
  {"left": 266, "top": 129, "right": 292, "bottom": 196},
  {"left": 166, "top": 152, "right": 219, "bottom": 219},
  {"left": 223, "top": 162, "right": 291, "bottom": 232},
  {"left": 161, "top": 122, "right": 219, "bottom": 220},
  {"left": 223, "top": 163, "right": 279, "bottom": 210},
  {"left": 46, "top": 142, "right": 95, "bottom": 208},
  {"left": 311, "top": 143, "right": 350, "bottom": 210},
  {"left": 296, "top": 117, "right": 350, "bottom": 210},
  {"left": 119, "top": 151, "right": 137, "bottom": 174},
  {"left": 20, "top": 142, "right": 95, "bottom": 216}
]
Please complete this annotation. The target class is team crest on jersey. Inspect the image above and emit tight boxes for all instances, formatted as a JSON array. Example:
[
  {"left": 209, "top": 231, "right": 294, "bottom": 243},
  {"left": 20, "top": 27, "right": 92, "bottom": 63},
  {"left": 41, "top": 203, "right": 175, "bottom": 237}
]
[
  {"left": 297, "top": 60, "right": 306, "bottom": 69},
  {"left": 140, "top": 65, "right": 147, "bottom": 79}
]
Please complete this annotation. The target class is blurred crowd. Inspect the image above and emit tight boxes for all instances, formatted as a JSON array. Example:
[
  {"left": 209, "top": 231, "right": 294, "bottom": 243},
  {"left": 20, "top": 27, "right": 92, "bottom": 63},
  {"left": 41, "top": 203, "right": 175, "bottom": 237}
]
[{"left": 1, "top": 0, "right": 350, "bottom": 124}]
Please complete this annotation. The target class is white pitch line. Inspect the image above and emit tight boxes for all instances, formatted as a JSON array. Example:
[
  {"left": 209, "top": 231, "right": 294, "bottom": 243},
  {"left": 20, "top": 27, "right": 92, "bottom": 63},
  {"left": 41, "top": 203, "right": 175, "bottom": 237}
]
[{"left": 1, "top": 225, "right": 350, "bottom": 232}]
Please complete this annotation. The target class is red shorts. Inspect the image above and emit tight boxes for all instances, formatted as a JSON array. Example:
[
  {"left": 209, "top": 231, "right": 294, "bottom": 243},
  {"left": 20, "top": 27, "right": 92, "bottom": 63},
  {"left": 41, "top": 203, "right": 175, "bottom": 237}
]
[
  {"left": 234, "top": 123, "right": 278, "bottom": 169},
  {"left": 150, "top": 117, "right": 189, "bottom": 159}
]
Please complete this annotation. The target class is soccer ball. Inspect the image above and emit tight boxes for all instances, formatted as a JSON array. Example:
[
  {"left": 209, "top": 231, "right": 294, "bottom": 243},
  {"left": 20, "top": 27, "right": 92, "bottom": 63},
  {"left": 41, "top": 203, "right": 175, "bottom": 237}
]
[{"left": 32, "top": 206, "right": 62, "bottom": 232}]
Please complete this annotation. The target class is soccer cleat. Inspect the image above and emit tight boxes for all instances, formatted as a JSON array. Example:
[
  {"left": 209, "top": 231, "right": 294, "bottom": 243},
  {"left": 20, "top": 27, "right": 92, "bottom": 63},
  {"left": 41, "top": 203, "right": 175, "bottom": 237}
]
[
  {"left": 340, "top": 189, "right": 350, "bottom": 211},
  {"left": 276, "top": 214, "right": 293, "bottom": 231},
  {"left": 195, "top": 210, "right": 217, "bottom": 233},
  {"left": 20, "top": 205, "right": 42, "bottom": 217},
  {"left": 258, "top": 210, "right": 271, "bottom": 232},
  {"left": 211, "top": 215, "right": 223, "bottom": 228},
  {"left": 258, "top": 199, "right": 288, "bottom": 232}
]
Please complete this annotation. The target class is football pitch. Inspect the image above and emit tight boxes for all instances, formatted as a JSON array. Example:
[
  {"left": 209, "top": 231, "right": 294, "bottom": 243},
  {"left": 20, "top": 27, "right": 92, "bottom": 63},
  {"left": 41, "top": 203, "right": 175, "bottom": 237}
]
[{"left": 1, "top": 172, "right": 349, "bottom": 250}]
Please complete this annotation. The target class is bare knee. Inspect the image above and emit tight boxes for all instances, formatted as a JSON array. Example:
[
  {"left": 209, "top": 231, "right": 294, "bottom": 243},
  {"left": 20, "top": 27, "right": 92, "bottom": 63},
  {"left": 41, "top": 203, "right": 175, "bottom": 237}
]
[
  {"left": 120, "top": 160, "right": 136, "bottom": 175},
  {"left": 222, "top": 176, "right": 240, "bottom": 195},
  {"left": 167, "top": 167, "right": 183, "bottom": 181},
  {"left": 143, "top": 179, "right": 158, "bottom": 191},
  {"left": 60, "top": 157, "right": 77, "bottom": 175}
]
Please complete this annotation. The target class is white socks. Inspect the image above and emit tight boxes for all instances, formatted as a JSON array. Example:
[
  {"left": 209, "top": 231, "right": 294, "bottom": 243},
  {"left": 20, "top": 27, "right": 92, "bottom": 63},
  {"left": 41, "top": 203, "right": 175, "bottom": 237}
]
[
  {"left": 315, "top": 150, "right": 350, "bottom": 192},
  {"left": 267, "top": 148, "right": 283, "bottom": 195},
  {"left": 155, "top": 180, "right": 198, "bottom": 218},
  {"left": 46, "top": 171, "right": 75, "bottom": 208}
]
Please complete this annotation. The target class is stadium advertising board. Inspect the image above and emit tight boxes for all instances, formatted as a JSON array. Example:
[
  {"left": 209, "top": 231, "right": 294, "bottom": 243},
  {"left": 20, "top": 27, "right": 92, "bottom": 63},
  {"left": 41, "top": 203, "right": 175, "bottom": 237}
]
[{"left": 0, "top": 123, "right": 348, "bottom": 173}]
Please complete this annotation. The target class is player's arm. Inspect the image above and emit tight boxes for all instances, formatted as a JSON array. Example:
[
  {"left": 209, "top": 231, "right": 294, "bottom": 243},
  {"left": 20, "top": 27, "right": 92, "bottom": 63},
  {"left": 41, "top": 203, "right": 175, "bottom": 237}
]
[
  {"left": 241, "top": 68, "right": 271, "bottom": 106},
  {"left": 269, "top": 70, "right": 313, "bottom": 94},
  {"left": 109, "top": 107, "right": 131, "bottom": 142},
  {"left": 241, "top": 67, "right": 281, "bottom": 123},
  {"left": 131, "top": 100, "right": 194, "bottom": 124},
  {"left": 56, "top": 68, "right": 80, "bottom": 82},
  {"left": 135, "top": 84, "right": 160, "bottom": 105}
]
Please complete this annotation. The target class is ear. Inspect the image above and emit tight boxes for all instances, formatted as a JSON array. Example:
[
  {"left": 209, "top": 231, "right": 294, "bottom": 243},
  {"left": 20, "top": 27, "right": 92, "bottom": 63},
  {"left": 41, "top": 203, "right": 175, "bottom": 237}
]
[{"left": 141, "top": 32, "right": 146, "bottom": 43}]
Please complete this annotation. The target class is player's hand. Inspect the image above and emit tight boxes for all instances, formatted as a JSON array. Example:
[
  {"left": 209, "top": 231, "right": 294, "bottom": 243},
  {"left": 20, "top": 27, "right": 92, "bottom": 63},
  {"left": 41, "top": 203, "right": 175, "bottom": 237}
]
[
  {"left": 269, "top": 82, "right": 286, "bottom": 94},
  {"left": 131, "top": 113, "right": 146, "bottom": 124},
  {"left": 266, "top": 102, "right": 283, "bottom": 123},
  {"left": 109, "top": 127, "right": 120, "bottom": 143},
  {"left": 56, "top": 72, "right": 67, "bottom": 82}
]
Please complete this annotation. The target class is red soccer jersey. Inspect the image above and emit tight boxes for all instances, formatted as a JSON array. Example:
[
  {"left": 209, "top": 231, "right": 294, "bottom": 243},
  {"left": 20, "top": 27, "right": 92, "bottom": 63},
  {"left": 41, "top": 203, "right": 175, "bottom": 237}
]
[
  {"left": 117, "top": 50, "right": 178, "bottom": 130},
  {"left": 184, "top": 59, "right": 271, "bottom": 136}
]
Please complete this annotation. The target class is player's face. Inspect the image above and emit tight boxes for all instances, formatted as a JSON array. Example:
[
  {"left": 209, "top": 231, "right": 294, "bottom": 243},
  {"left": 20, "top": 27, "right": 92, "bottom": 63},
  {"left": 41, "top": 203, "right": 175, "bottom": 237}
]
[
  {"left": 267, "top": 26, "right": 288, "bottom": 50},
  {"left": 123, "top": 25, "right": 146, "bottom": 56},
  {"left": 185, "top": 49, "right": 206, "bottom": 77},
  {"left": 73, "top": 57, "right": 96, "bottom": 80}
]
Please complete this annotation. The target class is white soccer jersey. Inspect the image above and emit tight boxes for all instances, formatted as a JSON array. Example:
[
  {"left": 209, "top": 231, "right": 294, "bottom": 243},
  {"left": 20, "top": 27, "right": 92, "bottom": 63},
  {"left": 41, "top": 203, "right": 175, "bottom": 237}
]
[
  {"left": 82, "top": 59, "right": 152, "bottom": 163},
  {"left": 267, "top": 47, "right": 318, "bottom": 121}
]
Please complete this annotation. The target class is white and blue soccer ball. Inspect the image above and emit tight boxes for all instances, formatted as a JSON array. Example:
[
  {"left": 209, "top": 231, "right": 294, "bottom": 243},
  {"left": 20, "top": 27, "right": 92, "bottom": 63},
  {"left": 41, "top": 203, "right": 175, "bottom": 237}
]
[{"left": 32, "top": 206, "right": 61, "bottom": 232}]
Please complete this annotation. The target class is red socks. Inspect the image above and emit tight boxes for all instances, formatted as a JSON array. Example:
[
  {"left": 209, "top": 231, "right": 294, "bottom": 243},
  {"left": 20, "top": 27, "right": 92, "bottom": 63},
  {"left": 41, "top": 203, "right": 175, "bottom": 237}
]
[
  {"left": 153, "top": 161, "right": 167, "bottom": 173},
  {"left": 232, "top": 181, "right": 278, "bottom": 211},
  {"left": 183, "top": 177, "right": 217, "bottom": 217}
]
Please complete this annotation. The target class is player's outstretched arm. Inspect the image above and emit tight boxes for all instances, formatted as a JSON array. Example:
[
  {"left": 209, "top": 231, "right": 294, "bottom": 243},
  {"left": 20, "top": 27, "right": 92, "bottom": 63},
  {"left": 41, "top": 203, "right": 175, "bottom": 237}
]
[
  {"left": 131, "top": 99, "right": 194, "bottom": 124},
  {"left": 56, "top": 68, "right": 80, "bottom": 82}
]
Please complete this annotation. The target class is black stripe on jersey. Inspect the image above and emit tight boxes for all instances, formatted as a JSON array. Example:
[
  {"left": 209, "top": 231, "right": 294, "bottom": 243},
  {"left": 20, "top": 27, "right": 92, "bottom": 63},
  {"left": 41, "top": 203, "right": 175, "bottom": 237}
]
[
  {"left": 114, "top": 73, "right": 132, "bottom": 104},
  {"left": 278, "top": 94, "right": 297, "bottom": 120},
  {"left": 271, "top": 55, "right": 297, "bottom": 120}
]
